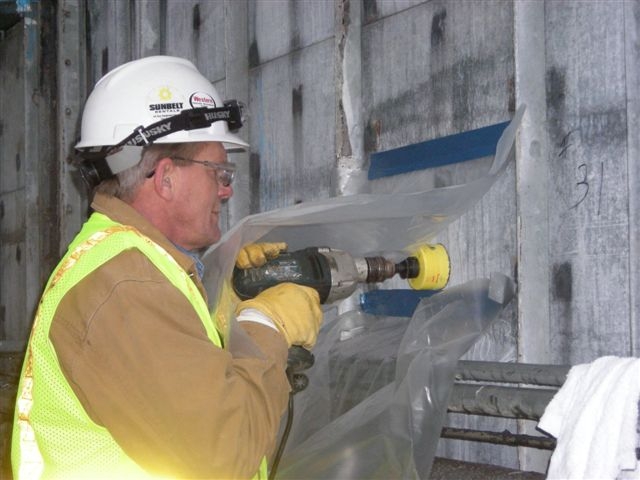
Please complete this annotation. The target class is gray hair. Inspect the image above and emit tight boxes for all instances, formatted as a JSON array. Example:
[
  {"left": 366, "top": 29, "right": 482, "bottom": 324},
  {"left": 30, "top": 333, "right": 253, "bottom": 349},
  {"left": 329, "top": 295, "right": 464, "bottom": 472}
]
[{"left": 95, "top": 143, "right": 205, "bottom": 202}]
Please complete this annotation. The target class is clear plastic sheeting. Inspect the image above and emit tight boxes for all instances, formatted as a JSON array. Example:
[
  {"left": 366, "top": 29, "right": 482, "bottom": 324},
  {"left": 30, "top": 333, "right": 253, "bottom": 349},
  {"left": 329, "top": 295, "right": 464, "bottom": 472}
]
[
  {"left": 278, "top": 275, "right": 515, "bottom": 479},
  {"left": 199, "top": 106, "right": 525, "bottom": 478},
  {"left": 201, "top": 106, "right": 524, "bottom": 301}
]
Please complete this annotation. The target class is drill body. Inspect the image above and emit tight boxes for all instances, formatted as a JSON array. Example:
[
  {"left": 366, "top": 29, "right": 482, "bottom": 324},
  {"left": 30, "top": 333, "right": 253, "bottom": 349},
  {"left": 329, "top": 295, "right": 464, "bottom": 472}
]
[
  {"left": 232, "top": 247, "right": 364, "bottom": 304},
  {"left": 232, "top": 244, "right": 448, "bottom": 305}
]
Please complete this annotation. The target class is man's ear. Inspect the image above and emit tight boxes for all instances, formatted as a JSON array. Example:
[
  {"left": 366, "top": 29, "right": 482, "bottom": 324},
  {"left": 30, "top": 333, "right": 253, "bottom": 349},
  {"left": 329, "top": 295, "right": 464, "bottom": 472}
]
[{"left": 153, "top": 157, "right": 175, "bottom": 200}]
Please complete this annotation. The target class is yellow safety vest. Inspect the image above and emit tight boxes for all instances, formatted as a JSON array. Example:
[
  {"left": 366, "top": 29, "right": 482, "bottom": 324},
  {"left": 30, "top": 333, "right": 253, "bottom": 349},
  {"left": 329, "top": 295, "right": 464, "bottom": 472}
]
[{"left": 12, "top": 212, "right": 267, "bottom": 479}]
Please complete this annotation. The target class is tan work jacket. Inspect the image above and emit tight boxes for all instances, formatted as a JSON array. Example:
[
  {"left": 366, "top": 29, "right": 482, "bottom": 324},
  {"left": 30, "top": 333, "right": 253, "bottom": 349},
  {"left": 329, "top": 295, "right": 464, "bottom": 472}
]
[{"left": 47, "top": 193, "right": 290, "bottom": 478}]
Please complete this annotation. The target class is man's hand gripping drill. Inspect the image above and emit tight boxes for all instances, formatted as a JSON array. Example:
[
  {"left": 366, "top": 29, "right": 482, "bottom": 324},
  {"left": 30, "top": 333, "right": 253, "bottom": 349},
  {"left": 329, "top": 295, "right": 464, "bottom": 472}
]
[{"left": 234, "top": 243, "right": 320, "bottom": 393}]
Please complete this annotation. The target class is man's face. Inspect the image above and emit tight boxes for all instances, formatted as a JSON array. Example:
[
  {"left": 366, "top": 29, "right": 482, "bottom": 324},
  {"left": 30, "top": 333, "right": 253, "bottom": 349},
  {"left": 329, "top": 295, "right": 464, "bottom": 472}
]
[{"left": 170, "top": 142, "right": 233, "bottom": 250}]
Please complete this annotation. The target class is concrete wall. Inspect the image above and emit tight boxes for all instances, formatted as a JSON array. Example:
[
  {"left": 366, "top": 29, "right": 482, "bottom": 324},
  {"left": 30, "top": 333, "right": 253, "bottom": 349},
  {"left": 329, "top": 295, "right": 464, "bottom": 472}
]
[{"left": 1, "top": 0, "right": 637, "bottom": 474}]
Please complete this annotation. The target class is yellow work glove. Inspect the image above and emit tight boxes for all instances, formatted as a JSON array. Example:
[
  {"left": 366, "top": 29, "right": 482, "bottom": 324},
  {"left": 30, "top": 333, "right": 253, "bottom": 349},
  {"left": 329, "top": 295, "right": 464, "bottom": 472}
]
[
  {"left": 235, "top": 242, "right": 288, "bottom": 269},
  {"left": 235, "top": 283, "right": 323, "bottom": 349}
]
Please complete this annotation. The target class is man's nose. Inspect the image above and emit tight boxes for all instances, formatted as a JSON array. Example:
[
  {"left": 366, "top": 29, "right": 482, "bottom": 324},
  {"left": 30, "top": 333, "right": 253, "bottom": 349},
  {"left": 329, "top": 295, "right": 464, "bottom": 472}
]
[{"left": 219, "top": 184, "right": 233, "bottom": 200}]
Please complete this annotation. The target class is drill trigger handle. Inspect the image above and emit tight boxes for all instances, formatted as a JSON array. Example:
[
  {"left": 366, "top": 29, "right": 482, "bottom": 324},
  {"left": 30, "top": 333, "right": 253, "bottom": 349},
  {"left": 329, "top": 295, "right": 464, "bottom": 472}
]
[{"left": 286, "top": 345, "right": 314, "bottom": 394}]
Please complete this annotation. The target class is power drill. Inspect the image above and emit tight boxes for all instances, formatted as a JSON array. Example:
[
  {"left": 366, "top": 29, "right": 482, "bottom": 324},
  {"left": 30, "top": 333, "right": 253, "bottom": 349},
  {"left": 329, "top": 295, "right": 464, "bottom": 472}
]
[
  {"left": 237, "top": 244, "right": 451, "bottom": 479},
  {"left": 232, "top": 244, "right": 450, "bottom": 304},
  {"left": 232, "top": 243, "right": 451, "bottom": 391}
]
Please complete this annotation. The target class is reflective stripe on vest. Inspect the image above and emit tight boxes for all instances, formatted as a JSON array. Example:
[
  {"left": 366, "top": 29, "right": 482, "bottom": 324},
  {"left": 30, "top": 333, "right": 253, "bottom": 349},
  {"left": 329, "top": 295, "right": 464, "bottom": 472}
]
[{"left": 12, "top": 213, "right": 265, "bottom": 479}]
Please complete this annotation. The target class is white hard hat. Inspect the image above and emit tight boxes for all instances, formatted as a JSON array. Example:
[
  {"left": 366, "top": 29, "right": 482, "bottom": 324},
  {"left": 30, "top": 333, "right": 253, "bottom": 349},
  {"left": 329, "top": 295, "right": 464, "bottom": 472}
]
[{"left": 75, "top": 56, "right": 248, "bottom": 151}]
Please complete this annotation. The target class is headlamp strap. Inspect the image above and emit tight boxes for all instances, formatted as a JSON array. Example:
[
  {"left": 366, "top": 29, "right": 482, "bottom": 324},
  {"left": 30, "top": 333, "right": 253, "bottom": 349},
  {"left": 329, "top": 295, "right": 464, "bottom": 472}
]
[
  {"left": 74, "top": 99, "right": 245, "bottom": 185},
  {"left": 112, "top": 100, "right": 244, "bottom": 152}
]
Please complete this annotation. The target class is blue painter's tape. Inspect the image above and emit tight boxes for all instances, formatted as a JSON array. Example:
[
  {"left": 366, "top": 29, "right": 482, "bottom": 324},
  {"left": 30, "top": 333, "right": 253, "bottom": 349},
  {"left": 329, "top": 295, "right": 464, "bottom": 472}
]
[
  {"left": 368, "top": 120, "right": 510, "bottom": 180},
  {"left": 359, "top": 289, "right": 440, "bottom": 317}
]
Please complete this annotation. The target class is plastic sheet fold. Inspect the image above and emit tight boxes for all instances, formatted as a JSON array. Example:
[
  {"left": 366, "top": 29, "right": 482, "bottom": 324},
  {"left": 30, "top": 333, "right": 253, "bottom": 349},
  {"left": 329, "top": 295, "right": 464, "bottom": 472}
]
[{"left": 279, "top": 276, "right": 515, "bottom": 479}]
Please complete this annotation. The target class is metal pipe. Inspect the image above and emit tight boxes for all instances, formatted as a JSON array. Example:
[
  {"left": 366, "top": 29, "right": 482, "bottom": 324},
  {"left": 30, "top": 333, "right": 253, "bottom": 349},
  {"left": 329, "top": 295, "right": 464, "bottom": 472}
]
[
  {"left": 455, "top": 360, "right": 570, "bottom": 387},
  {"left": 440, "top": 427, "right": 556, "bottom": 450},
  {"left": 448, "top": 384, "right": 558, "bottom": 420}
]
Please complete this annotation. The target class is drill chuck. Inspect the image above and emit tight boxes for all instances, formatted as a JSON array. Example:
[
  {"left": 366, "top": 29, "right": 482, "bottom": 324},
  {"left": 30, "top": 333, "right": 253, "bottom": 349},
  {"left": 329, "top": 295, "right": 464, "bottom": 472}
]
[{"left": 361, "top": 256, "right": 397, "bottom": 283}]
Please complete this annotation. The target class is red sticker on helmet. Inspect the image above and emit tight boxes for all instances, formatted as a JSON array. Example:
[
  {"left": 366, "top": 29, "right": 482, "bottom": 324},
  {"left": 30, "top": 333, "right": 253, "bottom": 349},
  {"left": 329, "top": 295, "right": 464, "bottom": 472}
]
[{"left": 189, "top": 92, "right": 216, "bottom": 108}]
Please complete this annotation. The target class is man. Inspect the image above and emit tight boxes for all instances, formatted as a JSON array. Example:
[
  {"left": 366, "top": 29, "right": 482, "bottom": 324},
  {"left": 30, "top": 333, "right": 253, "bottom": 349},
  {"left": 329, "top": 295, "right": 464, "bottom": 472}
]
[{"left": 12, "top": 56, "right": 322, "bottom": 479}]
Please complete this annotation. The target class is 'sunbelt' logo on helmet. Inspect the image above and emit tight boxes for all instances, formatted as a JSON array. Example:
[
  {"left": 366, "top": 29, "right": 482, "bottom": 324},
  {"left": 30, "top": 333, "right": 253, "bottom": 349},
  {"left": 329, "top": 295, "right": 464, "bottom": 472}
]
[
  {"left": 148, "top": 86, "right": 185, "bottom": 119},
  {"left": 149, "top": 103, "right": 184, "bottom": 111},
  {"left": 190, "top": 92, "right": 216, "bottom": 108}
]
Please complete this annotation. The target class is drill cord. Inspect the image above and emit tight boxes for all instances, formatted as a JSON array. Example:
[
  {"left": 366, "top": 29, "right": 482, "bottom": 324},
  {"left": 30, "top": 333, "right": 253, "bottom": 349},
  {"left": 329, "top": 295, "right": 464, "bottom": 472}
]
[{"left": 269, "top": 393, "right": 295, "bottom": 480}]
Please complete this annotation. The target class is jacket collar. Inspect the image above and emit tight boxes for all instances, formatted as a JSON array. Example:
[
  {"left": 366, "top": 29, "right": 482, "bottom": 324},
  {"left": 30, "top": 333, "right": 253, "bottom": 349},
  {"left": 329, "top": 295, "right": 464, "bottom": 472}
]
[{"left": 91, "top": 192, "right": 205, "bottom": 290}]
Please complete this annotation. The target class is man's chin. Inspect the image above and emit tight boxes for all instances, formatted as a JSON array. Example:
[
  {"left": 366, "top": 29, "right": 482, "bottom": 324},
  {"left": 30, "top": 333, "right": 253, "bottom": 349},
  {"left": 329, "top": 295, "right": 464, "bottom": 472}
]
[
  {"left": 208, "top": 229, "right": 221, "bottom": 246},
  {"left": 190, "top": 231, "right": 220, "bottom": 251}
]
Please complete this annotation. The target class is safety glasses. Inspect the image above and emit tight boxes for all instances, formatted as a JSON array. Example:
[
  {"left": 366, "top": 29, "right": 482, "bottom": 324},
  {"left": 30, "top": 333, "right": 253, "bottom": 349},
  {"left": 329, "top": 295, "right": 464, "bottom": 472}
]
[{"left": 171, "top": 155, "right": 236, "bottom": 187}]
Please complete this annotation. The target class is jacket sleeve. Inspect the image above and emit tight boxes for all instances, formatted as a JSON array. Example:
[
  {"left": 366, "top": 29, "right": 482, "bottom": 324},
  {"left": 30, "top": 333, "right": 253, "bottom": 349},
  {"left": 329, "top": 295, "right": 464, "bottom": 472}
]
[{"left": 50, "top": 249, "right": 291, "bottom": 479}]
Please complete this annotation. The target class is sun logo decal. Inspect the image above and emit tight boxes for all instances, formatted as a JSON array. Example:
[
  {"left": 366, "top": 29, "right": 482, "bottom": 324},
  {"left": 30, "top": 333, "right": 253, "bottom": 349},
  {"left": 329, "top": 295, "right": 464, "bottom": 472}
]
[
  {"left": 158, "top": 87, "right": 173, "bottom": 101},
  {"left": 147, "top": 86, "right": 185, "bottom": 118}
]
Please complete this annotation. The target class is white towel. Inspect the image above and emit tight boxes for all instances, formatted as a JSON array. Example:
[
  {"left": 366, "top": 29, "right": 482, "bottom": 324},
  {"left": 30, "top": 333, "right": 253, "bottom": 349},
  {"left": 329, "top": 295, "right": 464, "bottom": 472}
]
[{"left": 538, "top": 356, "right": 640, "bottom": 480}]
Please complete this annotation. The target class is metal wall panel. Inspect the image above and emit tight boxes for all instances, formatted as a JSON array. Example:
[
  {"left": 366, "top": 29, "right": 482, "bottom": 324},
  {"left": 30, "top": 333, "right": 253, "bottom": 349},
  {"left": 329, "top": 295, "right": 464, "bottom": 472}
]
[
  {"left": 363, "top": 0, "right": 424, "bottom": 19},
  {"left": 131, "top": 0, "right": 164, "bottom": 57},
  {"left": 224, "top": 0, "right": 252, "bottom": 228},
  {"left": 249, "top": 40, "right": 335, "bottom": 211},
  {"left": 0, "top": 28, "right": 27, "bottom": 338},
  {"left": 247, "top": 0, "right": 335, "bottom": 212},
  {"left": 625, "top": 0, "right": 640, "bottom": 357},
  {"left": 86, "top": 0, "right": 135, "bottom": 80},
  {"left": 248, "top": 0, "right": 334, "bottom": 66},
  {"left": 165, "top": 0, "right": 226, "bottom": 80},
  {"left": 0, "top": 1, "right": 58, "bottom": 350},
  {"left": 514, "top": 0, "right": 553, "bottom": 471},
  {"left": 545, "top": 1, "right": 633, "bottom": 365},
  {"left": 0, "top": 25, "right": 23, "bottom": 193},
  {"left": 58, "top": 0, "right": 88, "bottom": 251}
]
